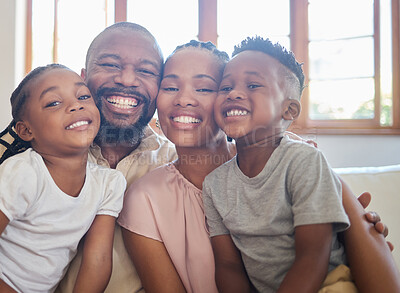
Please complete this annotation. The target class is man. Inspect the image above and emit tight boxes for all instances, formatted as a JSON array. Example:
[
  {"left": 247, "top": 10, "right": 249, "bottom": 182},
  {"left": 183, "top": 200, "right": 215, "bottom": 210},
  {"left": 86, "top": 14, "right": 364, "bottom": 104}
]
[{"left": 55, "top": 22, "right": 176, "bottom": 292}]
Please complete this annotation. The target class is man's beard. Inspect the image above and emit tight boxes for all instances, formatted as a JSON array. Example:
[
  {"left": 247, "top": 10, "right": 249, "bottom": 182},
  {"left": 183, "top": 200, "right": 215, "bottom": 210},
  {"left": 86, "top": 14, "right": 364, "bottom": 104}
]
[{"left": 93, "top": 87, "right": 153, "bottom": 147}]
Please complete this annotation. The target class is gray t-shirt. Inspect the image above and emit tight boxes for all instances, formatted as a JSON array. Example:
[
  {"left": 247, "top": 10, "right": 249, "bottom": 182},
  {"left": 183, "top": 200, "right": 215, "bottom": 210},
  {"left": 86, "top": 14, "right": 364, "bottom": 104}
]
[{"left": 203, "top": 136, "right": 350, "bottom": 292}]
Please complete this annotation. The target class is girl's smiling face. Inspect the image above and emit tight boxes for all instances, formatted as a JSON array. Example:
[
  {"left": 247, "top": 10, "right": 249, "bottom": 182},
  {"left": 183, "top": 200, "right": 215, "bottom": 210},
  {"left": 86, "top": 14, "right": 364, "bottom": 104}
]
[
  {"left": 17, "top": 68, "right": 100, "bottom": 156},
  {"left": 156, "top": 48, "right": 225, "bottom": 148}
]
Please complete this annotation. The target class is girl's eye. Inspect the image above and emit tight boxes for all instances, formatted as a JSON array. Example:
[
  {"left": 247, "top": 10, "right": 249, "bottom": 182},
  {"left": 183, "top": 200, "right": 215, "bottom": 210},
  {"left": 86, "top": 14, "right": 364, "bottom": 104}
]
[
  {"left": 197, "top": 88, "right": 215, "bottom": 93},
  {"left": 45, "top": 101, "right": 60, "bottom": 108},
  {"left": 78, "top": 95, "right": 91, "bottom": 100},
  {"left": 249, "top": 84, "right": 262, "bottom": 89}
]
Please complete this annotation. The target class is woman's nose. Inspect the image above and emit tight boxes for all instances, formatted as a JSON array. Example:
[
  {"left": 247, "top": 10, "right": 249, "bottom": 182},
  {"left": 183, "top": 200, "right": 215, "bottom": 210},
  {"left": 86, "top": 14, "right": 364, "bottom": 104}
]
[{"left": 174, "top": 88, "right": 198, "bottom": 107}]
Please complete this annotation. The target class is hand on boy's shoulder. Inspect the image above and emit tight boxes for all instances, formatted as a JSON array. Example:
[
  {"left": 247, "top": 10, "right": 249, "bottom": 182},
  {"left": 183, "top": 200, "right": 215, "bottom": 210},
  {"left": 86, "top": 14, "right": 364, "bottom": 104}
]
[{"left": 284, "top": 131, "right": 317, "bottom": 148}]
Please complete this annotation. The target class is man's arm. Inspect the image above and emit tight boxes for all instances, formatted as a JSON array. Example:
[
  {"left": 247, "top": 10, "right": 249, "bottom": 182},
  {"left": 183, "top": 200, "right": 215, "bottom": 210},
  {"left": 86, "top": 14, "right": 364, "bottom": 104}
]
[
  {"left": 121, "top": 228, "right": 186, "bottom": 293},
  {"left": 211, "top": 234, "right": 252, "bottom": 293},
  {"left": 341, "top": 180, "right": 400, "bottom": 292},
  {"left": 0, "top": 210, "right": 9, "bottom": 235},
  {"left": 73, "top": 215, "right": 115, "bottom": 293},
  {"left": 277, "top": 223, "right": 332, "bottom": 293},
  {"left": 0, "top": 211, "right": 16, "bottom": 292}
]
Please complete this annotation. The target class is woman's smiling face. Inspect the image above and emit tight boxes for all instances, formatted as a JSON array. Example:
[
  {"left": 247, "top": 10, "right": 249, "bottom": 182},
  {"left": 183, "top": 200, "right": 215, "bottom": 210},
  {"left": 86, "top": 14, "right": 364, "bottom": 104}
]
[{"left": 156, "top": 48, "right": 225, "bottom": 148}]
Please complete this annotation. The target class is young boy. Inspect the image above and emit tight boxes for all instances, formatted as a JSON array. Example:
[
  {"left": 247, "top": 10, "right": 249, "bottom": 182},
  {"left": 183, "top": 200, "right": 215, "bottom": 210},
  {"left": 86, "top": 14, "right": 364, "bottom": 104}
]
[{"left": 202, "top": 37, "right": 352, "bottom": 293}]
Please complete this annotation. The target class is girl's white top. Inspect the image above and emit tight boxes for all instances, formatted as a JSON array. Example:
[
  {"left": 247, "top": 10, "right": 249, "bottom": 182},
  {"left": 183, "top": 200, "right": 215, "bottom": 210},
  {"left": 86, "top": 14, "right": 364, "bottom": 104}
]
[{"left": 0, "top": 148, "right": 125, "bottom": 293}]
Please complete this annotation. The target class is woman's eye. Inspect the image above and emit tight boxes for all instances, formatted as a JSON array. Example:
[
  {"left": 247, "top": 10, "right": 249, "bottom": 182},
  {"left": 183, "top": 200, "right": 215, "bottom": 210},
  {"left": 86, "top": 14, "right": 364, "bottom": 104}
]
[
  {"left": 163, "top": 87, "right": 178, "bottom": 92},
  {"left": 45, "top": 101, "right": 60, "bottom": 108},
  {"left": 197, "top": 88, "right": 215, "bottom": 93},
  {"left": 78, "top": 95, "right": 91, "bottom": 100}
]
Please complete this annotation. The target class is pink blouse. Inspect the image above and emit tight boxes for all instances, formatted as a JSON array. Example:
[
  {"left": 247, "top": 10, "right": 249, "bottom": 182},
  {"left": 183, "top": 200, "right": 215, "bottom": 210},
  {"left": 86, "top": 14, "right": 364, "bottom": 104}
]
[{"left": 118, "top": 163, "right": 218, "bottom": 293}]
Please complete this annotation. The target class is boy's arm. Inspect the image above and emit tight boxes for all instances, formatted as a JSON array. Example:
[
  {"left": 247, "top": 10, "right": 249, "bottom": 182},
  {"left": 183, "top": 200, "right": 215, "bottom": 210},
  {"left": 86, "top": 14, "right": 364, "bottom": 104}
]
[
  {"left": 73, "top": 214, "right": 115, "bottom": 293},
  {"left": 277, "top": 223, "right": 332, "bottom": 293},
  {"left": 341, "top": 180, "right": 400, "bottom": 292},
  {"left": 121, "top": 228, "right": 186, "bottom": 293},
  {"left": 211, "top": 234, "right": 252, "bottom": 293}
]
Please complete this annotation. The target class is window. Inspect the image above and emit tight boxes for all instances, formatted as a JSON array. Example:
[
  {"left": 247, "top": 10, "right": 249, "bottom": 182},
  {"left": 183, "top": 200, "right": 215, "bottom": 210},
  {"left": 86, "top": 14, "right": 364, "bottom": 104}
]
[
  {"left": 26, "top": 0, "right": 400, "bottom": 134},
  {"left": 292, "top": 0, "right": 400, "bottom": 134}
]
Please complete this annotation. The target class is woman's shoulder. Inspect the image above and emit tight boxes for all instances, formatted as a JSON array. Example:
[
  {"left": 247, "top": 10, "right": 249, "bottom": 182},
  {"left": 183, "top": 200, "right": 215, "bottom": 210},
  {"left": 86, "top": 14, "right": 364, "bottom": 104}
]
[
  {"left": 125, "top": 162, "right": 201, "bottom": 205},
  {"left": 125, "top": 163, "right": 179, "bottom": 196}
]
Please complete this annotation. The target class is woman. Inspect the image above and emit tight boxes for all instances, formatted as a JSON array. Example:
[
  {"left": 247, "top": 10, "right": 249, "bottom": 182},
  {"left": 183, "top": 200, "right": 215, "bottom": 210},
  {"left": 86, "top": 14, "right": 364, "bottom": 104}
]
[{"left": 118, "top": 40, "right": 399, "bottom": 293}]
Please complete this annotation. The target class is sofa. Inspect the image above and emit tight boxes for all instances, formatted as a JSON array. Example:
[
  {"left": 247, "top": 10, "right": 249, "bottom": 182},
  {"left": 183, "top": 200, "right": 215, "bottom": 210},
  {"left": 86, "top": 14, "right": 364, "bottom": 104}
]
[{"left": 334, "top": 164, "right": 400, "bottom": 270}]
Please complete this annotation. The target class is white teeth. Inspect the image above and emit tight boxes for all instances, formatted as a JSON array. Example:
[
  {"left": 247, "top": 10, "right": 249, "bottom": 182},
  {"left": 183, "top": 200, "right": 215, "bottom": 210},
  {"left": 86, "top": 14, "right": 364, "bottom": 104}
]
[
  {"left": 106, "top": 97, "right": 138, "bottom": 109},
  {"left": 173, "top": 116, "right": 201, "bottom": 124},
  {"left": 226, "top": 109, "right": 249, "bottom": 117},
  {"left": 66, "top": 120, "right": 89, "bottom": 130}
]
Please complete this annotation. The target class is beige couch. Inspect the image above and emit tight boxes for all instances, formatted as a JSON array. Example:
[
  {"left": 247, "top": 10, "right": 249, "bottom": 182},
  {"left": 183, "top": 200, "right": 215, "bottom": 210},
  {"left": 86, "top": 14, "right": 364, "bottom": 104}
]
[{"left": 335, "top": 164, "right": 400, "bottom": 270}]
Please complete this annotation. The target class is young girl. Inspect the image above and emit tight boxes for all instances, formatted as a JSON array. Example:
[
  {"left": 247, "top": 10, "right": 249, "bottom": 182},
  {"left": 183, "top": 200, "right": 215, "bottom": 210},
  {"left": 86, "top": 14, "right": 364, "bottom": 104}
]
[
  {"left": 0, "top": 64, "right": 125, "bottom": 293},
  {"left": 118, "top": 40, "right": 394, "bottom": 293}
]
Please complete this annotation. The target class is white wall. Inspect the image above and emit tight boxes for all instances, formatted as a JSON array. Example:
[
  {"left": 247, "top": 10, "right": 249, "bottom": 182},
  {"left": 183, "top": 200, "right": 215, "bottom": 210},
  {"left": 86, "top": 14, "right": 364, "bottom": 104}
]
[
  {"left": 0, "top": 0, "right": 25, "bottom": 129},
  {"left": 1, "top": 2, "right": 399, "bottom": 168},
  {"left": 313, "top": 135, "right": 400, "bottom": 168}
]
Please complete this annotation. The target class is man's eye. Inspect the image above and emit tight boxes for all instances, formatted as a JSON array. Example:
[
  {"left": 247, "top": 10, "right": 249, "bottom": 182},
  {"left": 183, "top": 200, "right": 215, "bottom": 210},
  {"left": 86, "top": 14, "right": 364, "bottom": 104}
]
[
  {"left": 138, "top": 69, "right": 157, "bottom": 76},
  {"left": 78, "top": 95, "right": 91, "bottom": 100},
  {"left": 45, "top": 101, "right": 60, "bottom": 108},
  {"left": 99, "top": 63, "right": 120, "bottom": 69}
]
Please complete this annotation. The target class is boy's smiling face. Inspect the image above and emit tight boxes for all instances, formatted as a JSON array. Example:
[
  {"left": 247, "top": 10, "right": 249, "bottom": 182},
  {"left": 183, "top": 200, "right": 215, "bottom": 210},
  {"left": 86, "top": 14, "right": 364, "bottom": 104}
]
[{"left": 215, "top": 50, "right": 299, "bottom": 144}]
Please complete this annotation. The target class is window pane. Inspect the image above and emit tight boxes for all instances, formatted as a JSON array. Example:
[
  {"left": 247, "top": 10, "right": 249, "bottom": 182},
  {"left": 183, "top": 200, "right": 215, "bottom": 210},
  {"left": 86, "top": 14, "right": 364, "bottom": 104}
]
[
  {"left": 309, "top": 38, "right": 374, "bottom": 80},
  {"left": 380, "top": 0, "right": 393, "bottom": 126},
  {"left": 309, "top": 78, "right": 374, "bottom": 120},
  {"left": 32, "top": 0, "right": 54, "bottom": 68},
  {"left": 309, "top": 0, "right": 373, "bottom": 40},
  {"left": 57, "top": 0, "right": 108, "bottom": 74},
  {"left": 217, "top": 0, "right": 290, "bottom": 55},
  {"left": 127, "top": 0, "right": 198, "bottom": 58}
]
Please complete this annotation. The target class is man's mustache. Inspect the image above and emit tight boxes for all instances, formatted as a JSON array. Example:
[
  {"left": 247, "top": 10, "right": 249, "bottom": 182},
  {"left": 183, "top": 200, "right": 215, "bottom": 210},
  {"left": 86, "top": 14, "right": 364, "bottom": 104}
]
[{"left": 95, "top": 87, "right": 148, "bottom": 103}]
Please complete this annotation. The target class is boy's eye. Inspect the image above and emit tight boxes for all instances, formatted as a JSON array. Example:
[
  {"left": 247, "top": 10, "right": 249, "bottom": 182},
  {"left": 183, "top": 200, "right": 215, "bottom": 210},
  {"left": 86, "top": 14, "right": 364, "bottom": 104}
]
[
  {"left": 219, "top": 86, "right": 232, "bottom": 92},
  {"left": 78, "top": 95, "right": 91, "bottom": 100},
  {"left": 45, "top": 101, "right": 61, "bottom": 108}
]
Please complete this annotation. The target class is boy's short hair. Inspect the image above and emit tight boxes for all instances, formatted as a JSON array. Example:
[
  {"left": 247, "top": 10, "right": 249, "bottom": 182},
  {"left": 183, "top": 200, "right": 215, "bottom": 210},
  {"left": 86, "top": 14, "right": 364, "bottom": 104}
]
[{"left": 232, "top": 36, "right": 305, "bottom": 98}]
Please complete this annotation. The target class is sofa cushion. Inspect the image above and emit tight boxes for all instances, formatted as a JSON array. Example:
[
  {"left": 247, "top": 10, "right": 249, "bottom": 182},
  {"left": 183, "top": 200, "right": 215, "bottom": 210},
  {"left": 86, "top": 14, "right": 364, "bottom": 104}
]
[{"left": 334, "top": 164, "right": 400, "bottom": 269}]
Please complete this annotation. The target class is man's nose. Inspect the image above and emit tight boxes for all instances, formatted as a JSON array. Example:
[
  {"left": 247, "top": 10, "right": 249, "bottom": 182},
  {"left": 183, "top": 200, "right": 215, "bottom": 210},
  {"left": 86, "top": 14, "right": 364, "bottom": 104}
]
[{"left": 114, "top": 67, "right": 141, "bottom": 87}]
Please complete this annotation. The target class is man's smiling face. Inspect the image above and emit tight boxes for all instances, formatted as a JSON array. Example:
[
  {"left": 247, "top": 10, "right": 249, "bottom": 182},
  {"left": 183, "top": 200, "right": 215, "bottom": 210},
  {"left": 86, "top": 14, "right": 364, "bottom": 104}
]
[{"left": 82, "top": 28, "right": 162, "bottom": 145}]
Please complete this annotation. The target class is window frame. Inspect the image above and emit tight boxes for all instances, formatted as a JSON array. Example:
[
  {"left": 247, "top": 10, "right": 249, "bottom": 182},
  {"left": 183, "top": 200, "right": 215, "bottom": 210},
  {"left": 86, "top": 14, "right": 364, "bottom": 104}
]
[{"left": 24, "top": 0, "right": 400, "bottom": 134}]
